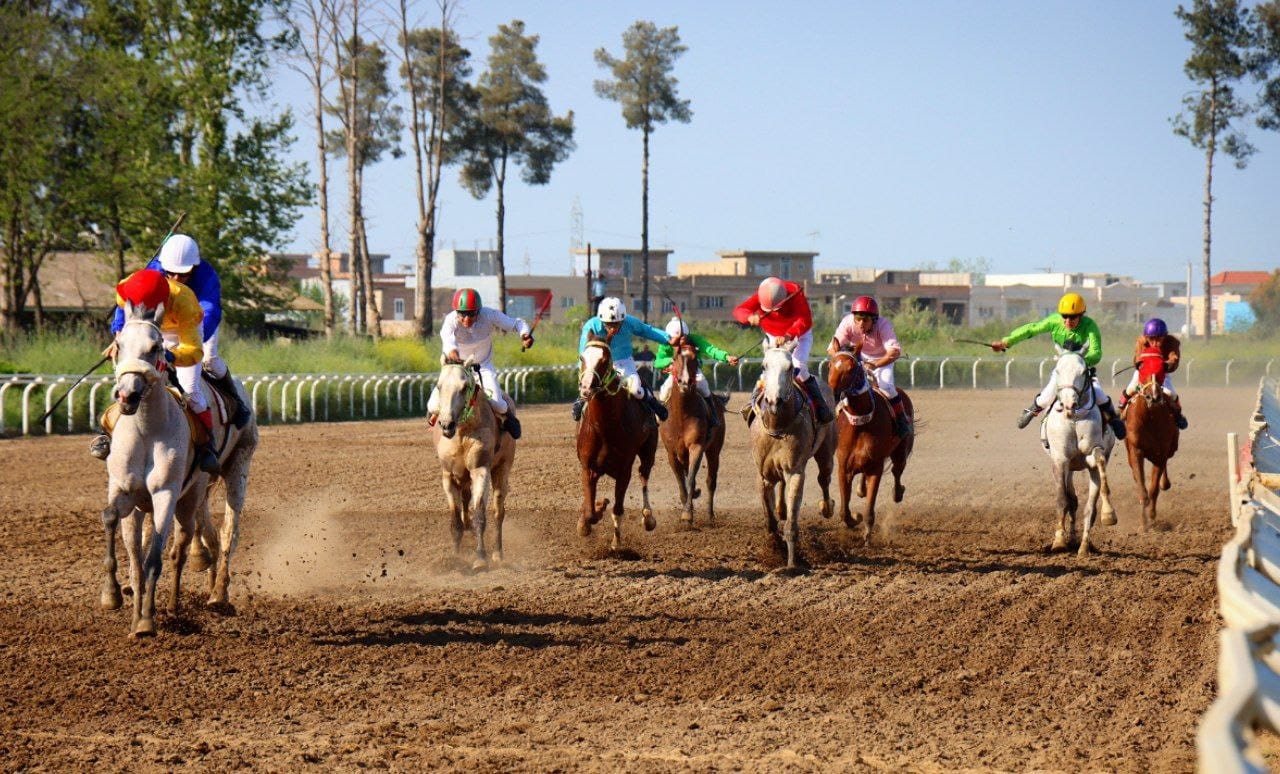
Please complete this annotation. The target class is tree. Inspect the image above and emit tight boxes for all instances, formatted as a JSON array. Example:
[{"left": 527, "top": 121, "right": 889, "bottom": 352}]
[
  {"left": 1248, "top": 270, "right": 1280, "bottom": 331},
  {"left": 1172, "top": 0, "right": 1257, "bottom": 341},
  {"left": 458, "top": 20, "right": 574, "bottom": 314},
  {"left": 396, "top": 0, "right": 471, "bottom": 338},
  {"left": 594, "top": 21, "right": 691, "bottom": 323},
  {"left": 1255, "top": 1, "right": 1280, "bottom": 129}
]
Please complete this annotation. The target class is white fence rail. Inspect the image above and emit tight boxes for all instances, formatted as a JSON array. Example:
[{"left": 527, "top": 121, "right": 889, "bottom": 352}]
[
  {"left": 3, "top": 357, "right": 1275, "bottom": 438},
  {"left": 1198, "top": 377, "right": 1280, "bottom": 773}
]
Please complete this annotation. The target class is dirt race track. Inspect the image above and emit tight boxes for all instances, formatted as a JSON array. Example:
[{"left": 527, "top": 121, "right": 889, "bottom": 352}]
[{"left": 0, "top": 387, "right": 1253, "bottom": 771}]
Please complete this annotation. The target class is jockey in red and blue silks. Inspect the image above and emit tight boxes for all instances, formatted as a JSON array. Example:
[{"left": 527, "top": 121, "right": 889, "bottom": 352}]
[{"left": 109, "top": 234, "right": 251, "bottom": 429}]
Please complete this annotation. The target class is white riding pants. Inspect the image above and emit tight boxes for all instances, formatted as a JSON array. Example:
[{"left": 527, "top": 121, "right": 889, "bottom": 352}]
[
  {"left": 870, "top": 363, "right": 898, "bottom": 399},
  {"left": 612, "top": 357, "right": 646, "bottom": 399},
  {"left": 1125, "top": 372, "right": 1176, "bottom": 396},
  {"left": 764, "top": 330, "right": 813, "bottom": 380},
  {"left": 1036, "top": 373, "right": 1108, "bottom": 410},
  {"left": 202, "top": 330, "right": 228, "bottom": 379},
  {"left": 428, "top": 361, "right": 508, "bottom": 415},
  {"left": 162, "top": 331, "right": 208, "bottom": 414},
  {"left": 658, "top": 370, "right": 711, "bottom": 402}
]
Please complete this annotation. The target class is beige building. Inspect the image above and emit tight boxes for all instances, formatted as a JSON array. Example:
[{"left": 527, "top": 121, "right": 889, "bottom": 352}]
[
  {"left": 970, "top": 272, "right": 1163, "bottom": 327},
  {"left": 677, "top": 250, "right": 818, "bottom": 283}
]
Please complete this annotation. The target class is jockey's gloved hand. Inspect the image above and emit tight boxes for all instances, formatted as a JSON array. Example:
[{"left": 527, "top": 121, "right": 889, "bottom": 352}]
[
  {"left": 521, "top": 335, "right": 534, "bottom": 349},
  {"left": 164, "top": 349, "right": 176, "bottom": 367},
  {"left": 1063, "top": 340, "right": 1083, "bottom": 352}
]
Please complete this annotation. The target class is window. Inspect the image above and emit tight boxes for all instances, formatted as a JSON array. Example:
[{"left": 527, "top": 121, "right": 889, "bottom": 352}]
[
  {"left": 622, "top": 254, "right": 633, "bottom": 278},
  {"left": 780, "top": 257, "right": 792, "bottom": 280},
  {"left": 560, "top": 296, "right": 575, "bottom": 308},
  {"left": 978, "top": 306, "right": 995, "bottom": 319},
  {"left": 752, "top": 260, "right": 771, "bottom": 276},
  {"left": 661, "top": 299, "right": 678, "bottom": 313},
  {"left": 696, "top": 295, "right": 725, "bottom": 309},
  {"left": 393, "top": 298, "right": 405, "bottom": 321}
]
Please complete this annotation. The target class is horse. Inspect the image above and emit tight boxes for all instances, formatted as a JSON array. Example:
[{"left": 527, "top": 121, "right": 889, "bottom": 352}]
[
  {"left": 99, "top": 301, "right": 257, "bottom": 635},
  {"left": 826, "top": 347, "right": 914, "bottom": 544},
  {"left": 1122, "top": 362, "right": 1179, "bottom": 531},
  {"left": 749, "top": 344, "right": 835, "bottom": 570},
  {"left": 659, "top": 339, "right": 725, "bottom": 526},
  {"left": 1040, "top": 352, "right": 1117, "bottom": 557},
  {"left": 434, "top": 359, "right": 515, "bottom": 569},
  {"left": 576, "top": 337, "right": 659, "bottom": 550}
]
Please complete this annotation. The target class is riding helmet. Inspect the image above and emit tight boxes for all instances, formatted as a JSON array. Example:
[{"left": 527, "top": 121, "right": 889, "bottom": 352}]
[
  {"left": 756, "top": 277, "right": 789, "bottom": 312},
  {"left": 598, "top": 297, "right": 626, "bottom": 323},
  {"left": 1057, "top": 292, "right": 1086, "bottom": 315},
  {"left": 117, "top": 269, "right": 172, "bottom": 310},
  {"left": 158, "top": 234, "right": 201, "bottom": 274},
  {"left": 1143, "top": 318, "right": 1168, "bottom": 337},
  {"left": 851, "top": 296, "right": 879, "bottom": 316},
  {"left": 664, "top": 317, "right": 689, "bottom": 338},
  {"left": 452, "top": 288, "right": 482, "bottom": 312}
]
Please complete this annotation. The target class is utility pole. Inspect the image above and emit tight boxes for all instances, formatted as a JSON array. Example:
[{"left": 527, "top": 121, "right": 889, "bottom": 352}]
[
  {"left": 585, "top": 242, "right": 592, "bottom": 313},
  {"left": 1186, "top": 260, "right": 1193, "bottom": 336}
]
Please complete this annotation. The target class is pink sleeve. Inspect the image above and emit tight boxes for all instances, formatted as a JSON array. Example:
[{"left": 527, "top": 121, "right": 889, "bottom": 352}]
[
  {"left": 879, "top": 319, "right": 901, "bottom": 353},
  {"left": 832, "top": 315, "right": 856, "bottom": 347}
]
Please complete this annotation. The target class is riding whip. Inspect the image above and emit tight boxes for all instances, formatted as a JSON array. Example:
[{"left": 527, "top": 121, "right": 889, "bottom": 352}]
[
  {"left": 951, "top": 336, "right": 999, "bottom": 348},
  {"left": 36, "top": 211, "right": 190, "bottom": 427},
  {"left": 522, "top": 292, "right": 553, "bottom": 351}
]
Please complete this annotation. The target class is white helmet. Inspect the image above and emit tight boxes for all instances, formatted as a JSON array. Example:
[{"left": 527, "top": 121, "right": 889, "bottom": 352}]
[
  {"left": 158, "top": 234, "right": 201, "bottom": 274},
  {"left": 664, "top": 317, "right": 688, "bottom": 338},
  {"left": 597, "top": 297, "right": 626, "bottom": 323}
]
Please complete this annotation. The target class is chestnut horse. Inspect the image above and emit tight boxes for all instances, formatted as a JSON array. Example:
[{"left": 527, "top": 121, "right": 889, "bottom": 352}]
[
  {"left": 1123, "top": 370, "right": 1179, "bottom": 531},
  {"left": 827, "top": 348, "right": 914, "bottom": 544},
  {"left": 576, "top": 337, "right": 659, "bottom": 550},
  {"left": 659, "top": 340, "right": 725, "bottom": 525}
]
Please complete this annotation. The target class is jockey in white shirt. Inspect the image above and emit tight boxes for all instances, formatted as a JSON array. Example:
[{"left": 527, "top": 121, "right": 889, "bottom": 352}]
[{"left": 427, "top": 288, "right": 531, "bottom": 439}]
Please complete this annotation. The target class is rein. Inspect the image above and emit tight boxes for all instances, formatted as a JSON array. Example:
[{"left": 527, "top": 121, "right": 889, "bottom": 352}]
[
  {"left": 831, "top": 351, "right": 875, "bottom": 426},
  {"left": 442, "top": 363, "right": 482, "bottom": 424},
  {"left": 580, "top": 341, "right": 623, "bottom": 401}
]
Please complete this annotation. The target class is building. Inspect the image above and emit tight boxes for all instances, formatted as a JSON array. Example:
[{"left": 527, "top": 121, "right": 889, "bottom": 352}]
[
  {"left": 281, "top": 251, "right": 416, "bottom": 333},
  {"left": 970, "top": 272, "right": 1163, "bottom": 327},
  {"left": 1212, "top": 271, "right": 1273, "bottom": 296},
  {"left": 677, "top": 249, "right": 817, "bottom": 283},
  {"left": 572, "top": 247, "right": 672, "bottom": 283}
]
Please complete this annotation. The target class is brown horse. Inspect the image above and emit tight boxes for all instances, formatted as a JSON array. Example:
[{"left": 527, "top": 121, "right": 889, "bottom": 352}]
[
  {"left": 659, "top": 340, "right": 725, "bottom": 525},
  {"left": 827, "top": 348, "right": 914, "bottom": 544},
  {"left": 1122, "top": 375, "right": 1179, "bottom": 531},
  {"left": 576, "top": 338, "right": 659, "bottom": 550}
]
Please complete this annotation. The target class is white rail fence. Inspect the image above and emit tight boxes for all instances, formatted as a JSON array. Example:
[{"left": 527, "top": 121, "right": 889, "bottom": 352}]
[
  {"left": 2, "top": 357, "right": 1275, "bottom": 438},
  {"left": 1199, "top": 376, "right": 1280, "bottom": 773}
]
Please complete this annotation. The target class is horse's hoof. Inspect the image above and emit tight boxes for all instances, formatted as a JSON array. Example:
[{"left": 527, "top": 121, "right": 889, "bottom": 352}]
[
  {"left": 577, "top": 520, "right": 592, "bottom": 538},
  {"left": 820, "top": 499, "right": 833, "bottom": 519},
  {"left": 100, "top": 587, "right": 123, "bottom": 610},
  {"left": 187, "top": 546, "right": 213, "bottom": 572},
  {"left": 471, "top": 558, "right": 488, "bottom": 572},
  {"left": 643, "top": 509, "right": 657, "bottom": 531},
  {"left": 1077, "top": 540, "right": 1097, "bottom": 557},
  {"left": 772, "top": 564, "right": 809, "bottom": 577},
  {"left": 691, "top": 488, "right": 702, "bottom": 500},
  {"left": 1099, "top": 512, "right": 1117, "bottom": 527},
  {"left": 1047, "top": 540, "right": 1069, "bottom": 554},
  {"left": 893, "top": 484, "right": 906, "bottom": 503},
  {"left": 131, "top": 618, "right": 156, "bottom": 638},
  {"left": 842, "top": 513, "right": 860, "bottom": 529}
]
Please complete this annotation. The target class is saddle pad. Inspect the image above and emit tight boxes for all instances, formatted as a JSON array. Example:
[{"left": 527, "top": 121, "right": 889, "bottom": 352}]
[{"left": 100, "top": 392, "right": 209, "bottom": 447}]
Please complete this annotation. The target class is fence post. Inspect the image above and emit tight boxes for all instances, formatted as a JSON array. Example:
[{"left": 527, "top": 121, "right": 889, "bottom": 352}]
[
  {"left": 939, "top": 357, "right": 951, "bottom": 389},
  {"left": 1225, "top": 360, "right": 1234, "bottom": 387},
  {"left": 1186, "top": 358, "right": 1194, "bottom": 387},
  {"left": 21, "top": 379, "right": 44, "bottom": 436},
  {"left": 44, "top": 377, "right": 68, "bottom": 434},
  {"left": 1039, "top": 358, "right": 1049, "bottom": 383},
  {"left": 910, "top": 358, "right": 920, "bottom": 387},
  {"left": 1227, "top": 432, "right": 1241, "bottom": 525},
  {"left": 972, "top": 358, "right": 982, "bottom": 389},
  {"left": 1005, "top": 357, "right": 1015, "bottom": 388}
]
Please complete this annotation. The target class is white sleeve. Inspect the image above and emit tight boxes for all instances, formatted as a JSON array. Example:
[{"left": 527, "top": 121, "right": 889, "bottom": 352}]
[
  {"left": 440, "top": 313, "right": 459, "bottom": 352},
  {"left": 487, "top": 308, "right": 530, "bottom": 337}
]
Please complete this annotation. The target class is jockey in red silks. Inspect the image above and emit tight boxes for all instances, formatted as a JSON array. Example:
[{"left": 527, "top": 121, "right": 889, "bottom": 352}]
[
  {"left": 734, "top": 277, "right": 832, "bottom": 423},
  {"left": 828, "top": 295, "right": 910, "bottom": 437},
  {"left": 1119, "top": 317, "right": 1188, "bottom": 429}
]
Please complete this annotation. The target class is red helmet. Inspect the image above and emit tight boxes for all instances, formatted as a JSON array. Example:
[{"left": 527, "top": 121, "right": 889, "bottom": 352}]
[
  {"left": 756, "top": 277, "right": 788, "bottom": 312},
  {"left": 850, "top": 296, "right": 879, "bottom": 316},
  {"left": 452, "top": 288, "right": 482, "bottom": 313},
  {"left": 117, "top": 269, "right": 171, "bottom": 310}
]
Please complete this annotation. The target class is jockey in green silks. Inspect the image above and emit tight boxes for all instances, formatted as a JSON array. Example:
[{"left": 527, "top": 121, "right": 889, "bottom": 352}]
[
  {"left": 990, "top": 291, "right": 1126, "bottom": 440},
  {"left": 654, "top": 316, "right": 740, "bottom": 432}
]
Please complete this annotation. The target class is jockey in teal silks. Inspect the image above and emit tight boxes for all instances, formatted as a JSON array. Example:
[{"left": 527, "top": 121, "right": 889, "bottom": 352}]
[{"left": 573, "top": 297, "right": 676, "bottom": 422}]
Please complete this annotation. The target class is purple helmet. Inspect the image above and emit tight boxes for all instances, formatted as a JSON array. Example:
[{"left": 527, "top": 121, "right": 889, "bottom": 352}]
[{"left": 1143, "top": 318, "right": 1168, "bottom": 337}]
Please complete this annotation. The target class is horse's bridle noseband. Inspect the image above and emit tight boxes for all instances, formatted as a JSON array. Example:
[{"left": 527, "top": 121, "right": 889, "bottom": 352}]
[
  {"left": 579, "top": 341, "right": 620, "bottom": 400},
  {"left": 831, "top": 350, "right": 875, "bottom": 426},
  {"left": 113, "top": 319, "right": 167, "bottom": 395}
]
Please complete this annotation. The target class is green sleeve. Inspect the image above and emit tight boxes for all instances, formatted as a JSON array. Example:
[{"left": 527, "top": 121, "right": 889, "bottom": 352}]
[
  {"left": 1003, "top": 314, "right": 1057, "bottom": 347},
  {"left": 1081, "top": 317, "right": 1103, "bottom": 367},
  {"left": 653, "top": 343, "right": 674, "bottom": 370},
  {"left": 692, "top": 333, "right": 730, "bottom": 363}
]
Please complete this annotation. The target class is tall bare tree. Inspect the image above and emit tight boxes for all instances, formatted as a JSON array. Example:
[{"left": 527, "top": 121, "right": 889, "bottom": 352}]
[
  {"left": 397, "top": 0, "right": 470, "bottom": 337},
  {"left": 595, "top": 21, "right": 691, "bottom": 323}
]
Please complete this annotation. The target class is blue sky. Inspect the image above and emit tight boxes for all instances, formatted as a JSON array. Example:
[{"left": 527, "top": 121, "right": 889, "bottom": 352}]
[{"left": 264, "top": 0, "right": 1280, "bottom": 286}]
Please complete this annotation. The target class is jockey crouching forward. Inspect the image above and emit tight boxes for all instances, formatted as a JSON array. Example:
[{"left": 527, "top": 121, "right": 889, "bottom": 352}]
[
  {"left": 991, "top": 292, "right": 1126, "bottom": 440},
  {"left": 91, "top": 268, "right": 220, "bottom": 473},
  {"left": 428, "top": 288, "right": 531, "bottom": 439},
  {"left": 572, "top": 297, "right": 675, "bottom": 422},
  {"left": 735, "top": 277, "right": 833, "bottom": 424},
  {"left": 828, "top": 295, "right": 910, "bottom": 437},
  {"left": 1119, "top": 317, "right": 1188, "bottom": 429},
  {"left": 654, "top": 316, "right": 740, "bottom": 432}
]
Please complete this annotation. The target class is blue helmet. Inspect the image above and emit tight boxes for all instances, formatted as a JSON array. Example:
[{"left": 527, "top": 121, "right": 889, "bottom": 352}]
[{"left": 1143, "top": 318, "right": 1168, "bottom": 337}]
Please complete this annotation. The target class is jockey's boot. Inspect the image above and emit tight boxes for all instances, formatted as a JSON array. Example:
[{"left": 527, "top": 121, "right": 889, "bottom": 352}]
[
  {"left": 803, "top": 376, "right": 834, "bottom": 423},
  {"left": 703, "top": 394, "right": 720, "bottom": 431},
  {"left": 888, "top": 394, "right": 911, "bottom": 438},
  {"left": 501, "top": 411, "right": 522, "bottom": 440},
  {"left": 1173, "top": 398, "right": 1189, "bottom": 430},
  {"left": 741, "top": 384, "right": 762, "bottom": 426},
  {"left": 1016, "top": 395, "right": 1043, "bottom": 429},
  {"left": 643, "top": 389, "right": 669, "bottom": 422},
  {"left": 206, "top": 368, "right": 251, "bottom": 428},
  {"left": 1098, "top": 399, "right": 1127, "bottom": 440},
  {"left": 194, "top": 410, "right": 220, "bottom": 474},
  {"left": 427, "top": 412, "right": 439, "bottom": 427},
  {"left": 1117, "top": 390, "right": 1132, "bottom": 411},
  {"left": 89, "top": 434, "right": 111, "bottom": 460},
  {"left": 571, "top": 398, "right": 585, "bottom": 422}
]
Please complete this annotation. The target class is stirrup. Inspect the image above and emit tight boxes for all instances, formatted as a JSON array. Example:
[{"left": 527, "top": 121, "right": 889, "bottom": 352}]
[
  {"left": 196, "top": 444, "right": 220, "bottom": 474},
  {"left": 89, "top": 434, "right": 111, "bottom": 460},
  {"left": 1017, "top": 408, "right": 1039, "bottom": 429},
  {"left": 502, "top": 413, "right": 522, "bottom": 440},
  {"left": 1175, "top": 413, "right": 1188, "bottom": 430},
  {"left": 571, "top": 399, "right": 585, "bottom": 422}
]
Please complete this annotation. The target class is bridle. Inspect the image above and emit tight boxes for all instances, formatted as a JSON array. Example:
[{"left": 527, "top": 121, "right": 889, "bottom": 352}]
[
  {"left": 440, "top": 362, "right": 482, "bottom": 426},
  {"left": 672, "top": 341, "right": 700, "bottom": 393},
  {"left": 579, "top": 340, "right": 621, "bottom": 401},
  {"left": 113, "top": 318, "right": 166, "bottom": 401},
  {"left": 1055, "top": 354, "right": 1096, "bottom": 418},
  {"left": 830, "top": 350, "right": 875, "bottom": 426},
  {"left": 755, "top": 351, "right": 805, "bottom": 438}
]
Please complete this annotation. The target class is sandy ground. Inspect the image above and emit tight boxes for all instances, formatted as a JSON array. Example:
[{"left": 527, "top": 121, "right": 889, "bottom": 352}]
[{"left": 0, "top": 386, "right": 1252, "bottom": 771}]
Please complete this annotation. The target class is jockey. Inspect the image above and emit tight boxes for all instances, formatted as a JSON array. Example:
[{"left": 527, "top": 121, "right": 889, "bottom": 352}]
[
  {"left": 654, "top": 316, "right": 740, "bottom": 431},
  {"left": 734, "top": 277, "right": 833, "bottom": 423},
  {"left": 428, "top": 288, "right": 531, "bottom": 439},
  {"left": 991, "top": 292, "right": 1126, "bottom": 439},
  {"left": 91, "top": 268, "right": 220, "bottom": 473},
  {"left": 828, "top": 296, "right": 910, "bottom": 437},
  {"left": 1119, "top": 318, "right": 1188, "bottom": 429},
  {"left": 573, "top": 297, "right": 675, "bottom": 422}
]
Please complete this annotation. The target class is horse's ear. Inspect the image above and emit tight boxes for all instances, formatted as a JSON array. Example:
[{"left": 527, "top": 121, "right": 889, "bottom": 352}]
[
  {"left": 464, "top": 355, "right": 476, "bottom": 367},
  {"left": 123, "top": 300, "right": 136, "bottom": 320},
  {"left": 784, "top": 339, "right": 799, "bottom": 354},
  {"left": 439, "top": 354, "right": 448, "bottom": 366},
  {"left": 152, "top": 301, "right": 165, "bottom": 322},
  {"left": 586, "top": 331, "right": 600, "bottom": 343}
]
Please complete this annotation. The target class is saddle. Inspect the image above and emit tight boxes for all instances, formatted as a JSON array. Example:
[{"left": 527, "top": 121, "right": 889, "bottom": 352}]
[{"left": 100, "top": 377, "right": 230, "bottom": 447}]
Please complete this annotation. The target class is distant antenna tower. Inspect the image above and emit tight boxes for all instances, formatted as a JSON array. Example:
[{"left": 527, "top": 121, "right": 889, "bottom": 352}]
[
  {"left": 523, "top": 247, "right": 531, "bottom": 275},
  {"left": 569, "top": 196, "right": 583, "bottom": 275}
]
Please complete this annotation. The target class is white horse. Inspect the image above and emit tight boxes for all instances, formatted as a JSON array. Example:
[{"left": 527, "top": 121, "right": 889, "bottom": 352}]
[
  {"left": 1041, "top": 352, "right": 1116, "bottom": 556},
  {"left": 750, "top": 344, "right": 835, "bottom": 570},
  {"left": 100, "top": 301, "right": 257, "bottom": 635},
  {"left": 434, "top": 359, "right": 514, "bottom": 569}
]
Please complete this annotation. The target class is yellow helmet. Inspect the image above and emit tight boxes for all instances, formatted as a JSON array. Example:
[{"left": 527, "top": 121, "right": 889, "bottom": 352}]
[{"left": 1057, "top": 293, "right": 1086, "bottom": 316}]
